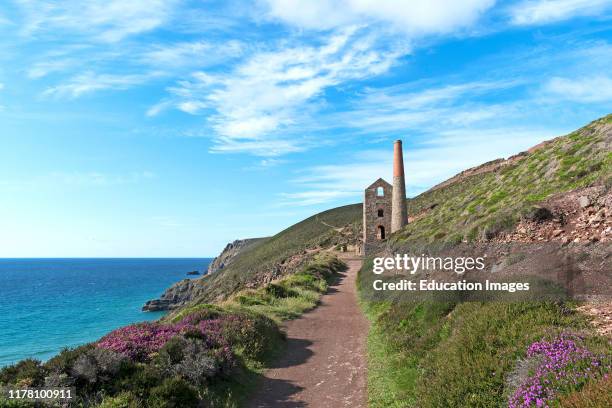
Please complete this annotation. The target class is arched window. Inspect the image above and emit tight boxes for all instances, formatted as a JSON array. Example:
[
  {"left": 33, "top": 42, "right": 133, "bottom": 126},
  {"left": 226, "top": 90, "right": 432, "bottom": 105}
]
[
  {"left": 376, "top": 186, "right": 384, "bottom": 197},
  {"left": 377, "top": 225, "right": 385, "bottom": 240},
  {"left": 377, "top": 209, "right": 384, "bottom": 217}
]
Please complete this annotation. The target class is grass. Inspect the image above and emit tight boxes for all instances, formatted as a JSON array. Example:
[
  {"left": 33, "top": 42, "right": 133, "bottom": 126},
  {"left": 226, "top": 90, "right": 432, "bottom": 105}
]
[
  {"left": 186, "top": 205, "right": 361, "bottom": 303},
  {"left": 223, "top": 253, "right": 347, "bottom": 323},
  {"left": 358, "top": 285, "right": 611, "bottom": 407},
  {"left": 358, "top": 115, "right": 612, "bottom": 407},
  {"left": 394, "top": 114, "right": 612, "bottom": 246}
]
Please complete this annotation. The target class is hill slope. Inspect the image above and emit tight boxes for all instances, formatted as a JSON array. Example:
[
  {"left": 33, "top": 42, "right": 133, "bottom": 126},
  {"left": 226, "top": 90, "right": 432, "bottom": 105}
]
[
  {"left": 357, "top": 114, "right": 612, "bottom": 408},
  {"left": 155, "top": 114, "right": 611, "bottom": 312}
]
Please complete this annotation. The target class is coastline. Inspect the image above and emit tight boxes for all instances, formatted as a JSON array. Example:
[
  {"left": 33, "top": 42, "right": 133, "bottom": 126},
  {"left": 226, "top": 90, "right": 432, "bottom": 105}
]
[{"left": 0, "top": 258, "right": 212, "bottom": 367}]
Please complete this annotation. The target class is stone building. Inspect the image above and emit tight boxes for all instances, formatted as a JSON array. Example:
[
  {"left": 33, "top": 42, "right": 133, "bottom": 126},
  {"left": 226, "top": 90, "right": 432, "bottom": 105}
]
[
  {"left": 363, "top": 140, "right": 408, "bottom": 254},
  {"left": 363, "top": 178, "right": 393, "bottom": 254}
]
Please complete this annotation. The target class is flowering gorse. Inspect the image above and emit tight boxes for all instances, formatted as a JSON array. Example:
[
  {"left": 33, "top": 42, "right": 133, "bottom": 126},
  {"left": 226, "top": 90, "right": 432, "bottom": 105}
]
[{"left": 508, "top": 333, "right": 610, "bottom": 408}]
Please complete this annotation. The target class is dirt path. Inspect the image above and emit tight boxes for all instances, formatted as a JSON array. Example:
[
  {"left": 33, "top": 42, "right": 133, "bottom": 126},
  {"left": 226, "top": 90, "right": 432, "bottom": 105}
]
[{"left": 247, "top": 256, "right": 368, "bottom": 408}]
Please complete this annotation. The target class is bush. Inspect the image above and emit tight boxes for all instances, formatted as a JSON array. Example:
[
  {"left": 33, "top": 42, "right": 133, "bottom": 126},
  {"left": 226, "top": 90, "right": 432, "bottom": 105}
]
[
  {"left": 265, "top": 283, "right": 297, "bottom": 299},
  {"left": 97, "top": 323, "right": 185, "bottom": 362},
  {"left": 0, "top": 359, "right": 45, "bottom": 387},
  {"left": 155, "top": 337, "right": 224, "bottom": 385},
  {"left": 97, "top": 391, "right": 142, "bottom": 408},
  {"left": 71, "top": 347, "right": 126, "bottom": 385},
  {"left": 146, "top": 377, "right": 199, "bottom": 408},
  {"left": 116, "top": 365, "right": 162, "bottom": 402},
  {"left": 45, "top": 344, "right": 94, "bottom": 373}
]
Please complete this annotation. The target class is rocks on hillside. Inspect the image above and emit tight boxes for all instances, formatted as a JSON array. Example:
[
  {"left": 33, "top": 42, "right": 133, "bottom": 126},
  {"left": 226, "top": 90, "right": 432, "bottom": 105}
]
[
  {"left": 142, "top": 238, "right": 264, "bottom": 312},
  {"left": 142, "top": 278, "right": 199, "bottom": 311},
  {"left": 207, "top": 238, "right": 262, "bottom": 274},
  {"left": 495, "top": 186, "right": 611, "bottom": 244}
]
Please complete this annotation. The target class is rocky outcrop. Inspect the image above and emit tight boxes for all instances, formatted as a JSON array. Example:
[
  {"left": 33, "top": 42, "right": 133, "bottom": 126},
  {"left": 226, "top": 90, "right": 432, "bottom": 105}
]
[
  {"left": 494, "top": 186, "right": 611, "bottom": 244},
  {"left": 207, "top": 238, "right": 263, "bottom": 274},
  {"left": 142, "top": 238, "right": 265, "bottom": 312},
  {"left": 142, "top": 279, "right": 201, "bottom": 311}
]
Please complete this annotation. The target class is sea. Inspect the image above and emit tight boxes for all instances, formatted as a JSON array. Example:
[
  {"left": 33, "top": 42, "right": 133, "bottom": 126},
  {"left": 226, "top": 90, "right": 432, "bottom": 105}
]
[{"left": 0, "top": 258, "right": 212, "bottom": 367}]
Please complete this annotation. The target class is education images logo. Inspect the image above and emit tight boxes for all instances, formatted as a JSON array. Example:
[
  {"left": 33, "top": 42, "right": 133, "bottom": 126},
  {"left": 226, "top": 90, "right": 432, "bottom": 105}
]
[{"left": 371, "top": 254, "right": 531, "bottom": 293}]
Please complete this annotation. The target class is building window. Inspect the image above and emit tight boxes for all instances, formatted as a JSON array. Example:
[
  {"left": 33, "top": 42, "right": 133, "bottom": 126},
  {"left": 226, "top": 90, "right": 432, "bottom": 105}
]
[
  {"left": 377, "top": 209, "right": 384, "bottom": 217},
  {"left": 376, "top": 186, "right": 384, "bottom": 197},
  {"left": 377, "top": 225, "right": 385, "bottom": 240}
]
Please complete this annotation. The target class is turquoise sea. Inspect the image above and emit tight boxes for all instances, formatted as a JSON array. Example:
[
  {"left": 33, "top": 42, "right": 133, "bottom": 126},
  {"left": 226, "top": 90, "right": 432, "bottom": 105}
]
[{"left": 0, "top": 258, "right": 212, "bottom": 367}]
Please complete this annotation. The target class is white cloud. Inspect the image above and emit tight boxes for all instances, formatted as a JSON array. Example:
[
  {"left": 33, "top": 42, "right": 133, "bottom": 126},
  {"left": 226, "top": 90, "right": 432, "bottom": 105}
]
[
  {"left": 165, "top": 26, "right": 409, "bottom": 155},
  {"left": 16, "top": 0, "right": 179, "bottom": 42},
  {"left": 509, "top": 0, "right": 612, "bottom": 26},
  {"left": 543, "top": 75, "right": 612, "bottom": 103},
  {"left": 42, "top": 71, "right": 163, "bottom": 98},
  {"left": 334, "top": 80, "right": 520, "bottom": 134},
  {"left": 27, "top": 59, "right": 75, "bottom": 79},
  {"left": 141, "top": 40, "right": 244, "bottom": 68},
  {"left": 281, "top": 126, "right": 559, "bottom": 206},
  {"left": 261, "top": 0, "right": 495, "bottom": 34},
  {"left": 0, "top": 83, "right": 4, "bottom": 90}
]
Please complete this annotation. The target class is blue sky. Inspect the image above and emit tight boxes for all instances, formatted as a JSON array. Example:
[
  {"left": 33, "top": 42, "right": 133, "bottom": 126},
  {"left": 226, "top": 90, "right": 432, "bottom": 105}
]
[{"left": 0, "top": 0, "right": 611, "bottom": 257}]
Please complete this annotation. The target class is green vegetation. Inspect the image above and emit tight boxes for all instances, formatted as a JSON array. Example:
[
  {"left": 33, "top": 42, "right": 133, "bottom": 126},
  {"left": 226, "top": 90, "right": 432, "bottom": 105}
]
[
  {"left": 0, "top": 255, "right": 346, "bottom": 408},
  {"left": 189, "top": 204, "right": 361, "bottom": 303},
  {"left": 359, "top": 289, "right": 611, "bottom": 407},
  {"left": 224, "top": 254, "right": 347, "bottom": 322},
  {"left": 358, "top": 114, "right": 612, "bottom": 407},
  {"left": 394, "top": 115, "right": 612, "bottom": 245}
]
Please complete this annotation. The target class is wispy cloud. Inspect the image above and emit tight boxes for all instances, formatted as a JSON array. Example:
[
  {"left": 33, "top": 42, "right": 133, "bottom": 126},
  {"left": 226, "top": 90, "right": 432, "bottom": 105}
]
[
  {"left": 543, "top": 75, "right": 612, "bottom": 103},
  {"left": 16, "top": 0, "right": 179, "bottom": 42},
  {"left": 141, "top": 40, "right": 245, "bottom": 69},
  {"left": 261, "top": 0, "right": 495, "bottom": 34},
  {"left": 280, "top": 125, "right": 560, "bottom": 206},
  {"left": 160, "top": 26, "right": 408, "bottom": 155},
  {"left": 331, "top": 79, "right": 522, "bottom": 135},
  {"left": 509, "top": 0, "right": 612, "bottom": 26},
  {"left": 42, "top": 71, "right": 163, "bottom": 98}
]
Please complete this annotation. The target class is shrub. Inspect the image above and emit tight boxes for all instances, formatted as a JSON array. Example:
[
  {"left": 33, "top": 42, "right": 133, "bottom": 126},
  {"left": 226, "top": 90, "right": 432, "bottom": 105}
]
[
  {"left": 265, "top": 283, "right": 297, "bottom": 299},
  {"left": 508, "top": 334, "right": 610, "bottom": 407},
  {"left": 0, "top": 359, "right": 45, "bottom": 387},
  {"left": 155, "top": 337, "right": 229, "bottom": 386},
  {"left": 116, "top": 365, "right": 162, "bottom": 401},
  {"left": 71, "top": 347, "right": 126, "bottom": 385},
  {"left": 97, "top": 323, "right": 185, "bottom": 362},
  {"left": 45, "top": 344, "right": 94, "bottom": 373},
  {"left": 146, "top": 377, "right": 199, "bottom": 408},
  {"left": 97, "top": 391, "right": 142, "bottom": 408}
]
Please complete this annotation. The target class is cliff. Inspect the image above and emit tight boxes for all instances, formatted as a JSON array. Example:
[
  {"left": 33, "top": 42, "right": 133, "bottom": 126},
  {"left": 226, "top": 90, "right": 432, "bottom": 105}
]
[
  {"left": 207, "top": 238, "right": 265, "bottom": 274},
  {"left": 142, "top": 238, "right": 265, "bottom": 311}
]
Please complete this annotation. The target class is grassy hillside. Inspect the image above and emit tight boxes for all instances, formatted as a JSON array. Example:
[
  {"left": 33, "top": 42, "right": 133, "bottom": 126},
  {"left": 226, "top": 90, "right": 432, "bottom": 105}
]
[
  {"left": 187, "top": 203, "right": 362, "bottom": 303},
  {"left": 358, "top": 114, "right": 612, "bottom": 408},
  {"left": 193, "top": 114, "right": 610, "bottom": 306},
  {"left": 395, "top": 114, "right": 611, "bottom": 246}
]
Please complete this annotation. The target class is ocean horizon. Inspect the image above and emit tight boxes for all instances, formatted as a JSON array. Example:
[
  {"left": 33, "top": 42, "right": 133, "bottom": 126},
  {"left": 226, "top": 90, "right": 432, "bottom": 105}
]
[{"left": 0, "top": 258, "right": 212, "bottom": 367}]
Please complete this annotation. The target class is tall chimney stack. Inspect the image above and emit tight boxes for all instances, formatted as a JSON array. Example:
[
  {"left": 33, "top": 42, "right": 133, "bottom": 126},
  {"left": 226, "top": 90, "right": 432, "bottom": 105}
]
[{"left": 391, "top": 140, "right": 408, "bottom": 233}]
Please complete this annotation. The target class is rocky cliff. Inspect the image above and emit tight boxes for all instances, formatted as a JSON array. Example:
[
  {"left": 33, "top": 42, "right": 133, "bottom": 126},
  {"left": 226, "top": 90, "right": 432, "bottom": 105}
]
[
  {"left": 207, "top": 238, "right": 264, "bottom": 274},
  {"left": 142, "top": 238, "right": 264, "bottom": 311}
]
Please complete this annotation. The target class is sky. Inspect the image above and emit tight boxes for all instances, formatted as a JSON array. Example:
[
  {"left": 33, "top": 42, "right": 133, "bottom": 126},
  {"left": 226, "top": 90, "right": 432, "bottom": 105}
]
[{"left": 0, "top": 0, "right": 611, "bottom": 257}]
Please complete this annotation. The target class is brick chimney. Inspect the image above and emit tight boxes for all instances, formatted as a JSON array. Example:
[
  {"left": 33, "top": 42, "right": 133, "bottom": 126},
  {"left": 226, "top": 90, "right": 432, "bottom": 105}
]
[{"left": 391, "top": 140, "right": 408, "bottom": 232}]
